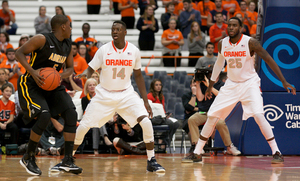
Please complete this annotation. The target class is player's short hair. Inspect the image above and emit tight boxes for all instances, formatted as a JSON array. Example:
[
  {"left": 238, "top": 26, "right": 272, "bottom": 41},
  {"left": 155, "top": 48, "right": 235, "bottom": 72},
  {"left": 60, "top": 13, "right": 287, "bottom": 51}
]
[
  {"left": 206, "top": 42, "right": 214, "bottom": 48},
  {"left": 1, "top": 82, "right": 13, "bottom": 92},
  {"left": 51, "top": 14, "right": 69, "bottom": 30},
  {"left": 72, "top": 42, "right": 78, "bottom": 49},
  {"left": 113, "top": 20, "right": 127, "bottom": 30},
  {"left": 229, "top": 17, "right": 243, "bottom": 27}
]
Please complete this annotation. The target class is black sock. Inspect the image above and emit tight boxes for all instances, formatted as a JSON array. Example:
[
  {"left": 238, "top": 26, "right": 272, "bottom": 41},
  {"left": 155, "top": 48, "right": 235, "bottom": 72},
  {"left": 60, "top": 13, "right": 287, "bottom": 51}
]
[
  {"left": 27, "top": 139, "right": 38, "bottom": 155},
  {"left": 64, "top": 141, "right": 74, "bottom": 157}
]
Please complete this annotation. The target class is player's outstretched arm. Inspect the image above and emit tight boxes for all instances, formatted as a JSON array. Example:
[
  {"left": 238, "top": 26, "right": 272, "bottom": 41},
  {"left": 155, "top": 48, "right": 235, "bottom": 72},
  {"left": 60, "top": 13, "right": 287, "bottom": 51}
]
[
  {"left": 249, "top": 38, "right": 296, "bottom": 95},
  {"left": 133, "top": 69, "right": 153, "bottom": 118},
  {"left": 15, "top": 35, "right": 46, "bottom": 87}
]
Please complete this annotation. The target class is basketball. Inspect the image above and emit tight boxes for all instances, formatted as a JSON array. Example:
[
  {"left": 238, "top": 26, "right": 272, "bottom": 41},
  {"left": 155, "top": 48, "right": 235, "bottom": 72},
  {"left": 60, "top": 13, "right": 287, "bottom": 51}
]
[{"left": 39, "top": 67, "right": 61, "bottom": 91}]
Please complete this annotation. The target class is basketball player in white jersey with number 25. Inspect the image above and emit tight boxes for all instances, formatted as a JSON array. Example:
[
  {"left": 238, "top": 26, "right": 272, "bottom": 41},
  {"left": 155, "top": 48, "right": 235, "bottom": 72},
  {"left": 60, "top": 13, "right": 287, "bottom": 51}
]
[
  {"left": 183, "top": 17, "right": 296, "bottom": 164},
  {"left": 72, "top": 20, "right": 165, "bottom": 173}
]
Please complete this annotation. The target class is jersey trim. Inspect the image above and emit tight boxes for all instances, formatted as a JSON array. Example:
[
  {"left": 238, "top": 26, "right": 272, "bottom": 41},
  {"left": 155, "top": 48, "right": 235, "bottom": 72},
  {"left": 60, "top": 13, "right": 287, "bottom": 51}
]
[
  {"left": 229, "top": 34, "right": 243, "bottom": 46},
  {"left": 111, "top": 41, "right": 128, "bottom": 53}
]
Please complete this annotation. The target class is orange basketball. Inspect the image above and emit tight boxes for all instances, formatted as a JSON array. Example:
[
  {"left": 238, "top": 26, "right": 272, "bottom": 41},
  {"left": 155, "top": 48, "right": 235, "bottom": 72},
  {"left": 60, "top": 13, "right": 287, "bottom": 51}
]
[{"left": 39, "top": 67, "right": 61, "bottom": 91}]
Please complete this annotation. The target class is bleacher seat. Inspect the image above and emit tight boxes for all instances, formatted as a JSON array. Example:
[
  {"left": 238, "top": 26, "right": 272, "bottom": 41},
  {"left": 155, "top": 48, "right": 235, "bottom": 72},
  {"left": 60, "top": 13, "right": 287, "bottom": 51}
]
[
  {"left": 179, "top": 75, "right": 188, "bottom": 85},
  {"left": 153, "top": 71, "right": 167, "bottom": 80},
  {"left": 173, "top": 71, "right": 187, "bottom": 82},
  {"left": 167, "top": 97, "right": 182, "bottom": 113},
  {"left": 159, "top": 75, "right": 172, "bottom": 85},
  {"left": 174, "top": 102, "right": 185, "bottom": 120},
  {"left": 170, "top": 81, "right": 180, "bottom": 93},
  {"left": 176, "top": 86, "right": 186, "bottom": 98}
]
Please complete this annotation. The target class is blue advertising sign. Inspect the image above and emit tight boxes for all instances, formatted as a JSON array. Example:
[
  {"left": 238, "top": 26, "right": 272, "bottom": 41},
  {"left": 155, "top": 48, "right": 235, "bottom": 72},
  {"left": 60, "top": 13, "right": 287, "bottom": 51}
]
[{"left": 258, "top": 0, "right": 300, "bottom": 91}]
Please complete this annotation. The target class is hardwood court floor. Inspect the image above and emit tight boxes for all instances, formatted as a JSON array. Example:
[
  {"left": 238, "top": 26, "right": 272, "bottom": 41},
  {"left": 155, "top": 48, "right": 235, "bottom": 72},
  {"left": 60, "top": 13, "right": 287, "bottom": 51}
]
[{"left": 1, "top": 153, "right": 300, "bottom": 181}]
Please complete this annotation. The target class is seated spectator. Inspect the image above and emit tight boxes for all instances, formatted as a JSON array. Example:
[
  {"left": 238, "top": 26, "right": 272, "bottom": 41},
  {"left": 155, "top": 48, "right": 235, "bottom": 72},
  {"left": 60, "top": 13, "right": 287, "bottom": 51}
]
[
  {"left": 34, "top": 6, "right": 51, "bottom": 34},
  {"left": 161, "top": 18, "right": 184, "bottom": 67},
  {"left": 0, "top": 68, "right": 13, "bottom": 95},
  {"left": 78, "top": 43, "right": 91, "bottom": 63},
  {"left": 118, "top": 0, "right": 138, "bottom": 29},
  {"left": 138, "top": 0, "right": 157, "bottom": 16},
  {"left": 81, "top": 78, "right": 113, "bottom": 155},
  {"left": 0, "top": 32, "right": 13, "bottom": 53},
  {"left": 39, "top": 117, "right": 65, "bottom": 156},
  {"left": 72, "top": 42, "right": 88, "bottom": 75},
  {"left": 147, "top": 79, "right": 179, "bottom": 148},
  {"left": 235, "top": 13, "right": 250, "bottom": 36},
  {"left": 187, "top": 21, "right": 206, "bottom": 67},
  {"left": 160, "top": 2, "right": 180, "bottom": 31},
  {"left": 16, "top": 34, "right": 29, "bottom": 50},
  {"left": 0, "top": 48, "right": 25, "bottom": 90},
  {"left": 136, "top": 5, "right": 159, "bottom": 50},
  {"left": 55, "top": 6, "right": 72, "bottom": 27},
  {"left": 0, "top": 0, "right": 18, "bottom": 35},
  {"left": 195, "top": 42, "right": 216, "bottom": 69},
  {"left": 112, "top": 114, "right": 146, "bottom": 155},
  {"left": 74, "top": 23, "right": 98, "bottom": 59},
  {"left": 0, "top": 83, "right": 18, "bottom": 144},
  {"left": 80, "top": 71, "right": 100, "bottom": 98}
]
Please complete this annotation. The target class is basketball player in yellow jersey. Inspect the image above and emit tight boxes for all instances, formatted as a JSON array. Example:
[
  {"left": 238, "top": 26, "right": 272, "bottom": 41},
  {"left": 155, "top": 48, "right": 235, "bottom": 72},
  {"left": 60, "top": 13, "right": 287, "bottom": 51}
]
[
  {"left": 182, "top": 17, "right": 296, "bottom": 164},
  {"left": 69, "top": 20, "right": 165, "bottom": 173}
]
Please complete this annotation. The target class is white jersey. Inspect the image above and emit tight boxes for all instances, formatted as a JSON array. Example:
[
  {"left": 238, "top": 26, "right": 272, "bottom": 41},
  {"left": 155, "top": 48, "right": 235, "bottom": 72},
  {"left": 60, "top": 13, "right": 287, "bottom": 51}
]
[
  {"left": 89, "top": 41, "right": 141, "bottom": 90},
  {"left": 221, "top": 34, "right": 257, "bottom": 82}
]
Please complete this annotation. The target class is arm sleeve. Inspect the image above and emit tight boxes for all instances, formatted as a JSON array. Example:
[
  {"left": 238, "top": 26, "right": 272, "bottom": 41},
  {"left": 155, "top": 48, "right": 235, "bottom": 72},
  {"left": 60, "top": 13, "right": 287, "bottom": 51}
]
[{"left": 210, "top": 52, "right": 225, "bottom": 81}]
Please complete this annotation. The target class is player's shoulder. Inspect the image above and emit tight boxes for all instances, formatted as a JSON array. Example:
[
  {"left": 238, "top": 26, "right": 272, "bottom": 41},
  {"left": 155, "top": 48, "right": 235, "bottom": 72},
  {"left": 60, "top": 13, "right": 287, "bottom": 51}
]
[{"left": 126, "top": 41, "right": 140, "bottom": 52}]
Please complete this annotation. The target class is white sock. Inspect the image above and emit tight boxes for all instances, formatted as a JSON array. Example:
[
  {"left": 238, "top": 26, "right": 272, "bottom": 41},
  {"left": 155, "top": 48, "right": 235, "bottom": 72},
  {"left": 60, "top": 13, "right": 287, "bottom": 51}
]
[
  {"left": 147, "top": 149, "right": 155, "bottom": 161},
  {"left": 268, "top": 139, "right": 280, "bottom": 155},
  {"left": 193, "top": 139, "right": 206, "bottom": 155}
]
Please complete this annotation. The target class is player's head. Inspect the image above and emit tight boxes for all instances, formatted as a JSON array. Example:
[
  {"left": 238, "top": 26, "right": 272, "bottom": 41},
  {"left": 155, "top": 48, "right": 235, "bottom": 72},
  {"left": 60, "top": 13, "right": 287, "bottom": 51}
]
[
  {"left": 51, "top": 14, "right": 71, "bottom": 38},
  {"left": 111, "top": 21, "right": 127, "bottom": 42},
  {"left": 227, "top": 17, "right": 242, "bottom": 38}
]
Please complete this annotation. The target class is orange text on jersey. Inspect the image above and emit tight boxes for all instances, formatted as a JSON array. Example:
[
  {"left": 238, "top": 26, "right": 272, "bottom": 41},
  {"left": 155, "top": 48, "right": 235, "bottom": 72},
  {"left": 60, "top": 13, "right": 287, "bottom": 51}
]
[
  {"left": 106, "top": 59, "right": 133, "bottom": 66},
  {"left": 224, "top": 51, "right": 246, "bottom": 57}
]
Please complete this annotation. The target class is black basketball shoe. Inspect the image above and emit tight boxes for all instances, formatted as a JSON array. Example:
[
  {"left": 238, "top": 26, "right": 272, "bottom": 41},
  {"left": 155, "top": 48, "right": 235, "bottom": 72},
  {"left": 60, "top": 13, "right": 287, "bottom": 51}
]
[
  {"left": 147, "top": 157, "right": 165, "bottom": 173},
  {"left": 272, "top": 151, "right": 284, "bottom": 164},
  {"left": 59, "top": 155, "right": 83, "bottom": 174},
  {"left": 19, "top": 152, "right": 42, "bottom": 176},
  {"left": 50, "top": 162, "right": 62, "bottom": 172}
]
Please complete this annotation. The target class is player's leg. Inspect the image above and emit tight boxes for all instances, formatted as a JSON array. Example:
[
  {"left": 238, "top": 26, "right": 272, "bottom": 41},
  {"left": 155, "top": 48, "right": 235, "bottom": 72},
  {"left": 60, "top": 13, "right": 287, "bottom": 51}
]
[{"left": 216, "top": 120, "right": 241, "bottom": 155}]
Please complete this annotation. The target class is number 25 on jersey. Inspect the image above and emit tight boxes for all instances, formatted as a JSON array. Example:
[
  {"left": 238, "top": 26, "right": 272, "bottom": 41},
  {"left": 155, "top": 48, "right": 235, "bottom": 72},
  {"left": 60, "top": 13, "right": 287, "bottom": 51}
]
[
  {"left": 228, "top": 58, "right": 243, "bottom": 68},
  {"left": 112, "top": 68, "right": 125, "bottom": 79}
]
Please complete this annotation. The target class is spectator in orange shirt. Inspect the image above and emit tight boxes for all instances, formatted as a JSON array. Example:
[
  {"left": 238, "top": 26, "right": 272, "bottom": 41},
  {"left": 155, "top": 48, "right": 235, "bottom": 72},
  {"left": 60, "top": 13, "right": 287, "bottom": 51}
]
[
  {"left": 0, "top": 32, "right": 13, "bottom": 54},
  {"left": 0, "top": 83, "right": 18, "bottom": 144},
  {"left": 87, "top": 0, "right": 101, "bottom": 14},
  {"left": 72, "top": 42, "right": 88, "bottom": 75},
  {"left": 248, "top": 1, "right": 258, "bottom": 23},
  {"left": 74, "top": 23, "right": 98, "bottom": 59},
  {"left": 207, "top": 0, "right": 228, "bottom": 28},
  {"left": 162, "top": 0, "right": 182, "bottom": 15},
  {"left": 161, "top": 18, "right": 184, "bottom": 67},
  {"left": 209, "top": 12, "right": 227, "bottom": 55},
  {"left": 250, "top": 23, "right": 257, "bottom": 38},
  {"left": 55, "top": 6, "right": 72, "bottom": 27},
  {"left": 0, "top": 52, "right": 6, "bottom": 64},
  {"left": 222, "top": 0, "right": 240, "bottom": 18},
  {"left": 197, "top": 0, "right": 216, "bottom": 34},
  {"left": 118, "top": 0, "right": 138, "bottom": 29},
  {"left": 78, "top": 43, "right": 91, "bottom": 63},
  {"left": 0, "top": 48, "right": 25, "bottom": 91},
  {"left": 233, "top": 1, "right": 254, "bottom": 31},
  {"left": 0, "top": 0, "right": 17, "bottom": 35}
]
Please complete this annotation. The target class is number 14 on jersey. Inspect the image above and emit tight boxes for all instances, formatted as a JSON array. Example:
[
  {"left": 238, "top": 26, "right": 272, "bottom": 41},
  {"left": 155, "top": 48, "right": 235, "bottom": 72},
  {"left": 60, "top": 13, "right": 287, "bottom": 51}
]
[{"left": 112, "top": 68, "right": 125, "bottom": 79}]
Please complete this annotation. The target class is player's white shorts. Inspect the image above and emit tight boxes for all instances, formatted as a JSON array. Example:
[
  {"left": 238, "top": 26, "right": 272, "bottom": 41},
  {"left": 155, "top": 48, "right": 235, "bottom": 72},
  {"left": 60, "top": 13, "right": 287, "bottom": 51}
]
[
  {"left": 208, "top": 74, "right": 264, "bottom": 120},
  {"left": 80, "top": 85, "right": 148, "bottom": 128}
]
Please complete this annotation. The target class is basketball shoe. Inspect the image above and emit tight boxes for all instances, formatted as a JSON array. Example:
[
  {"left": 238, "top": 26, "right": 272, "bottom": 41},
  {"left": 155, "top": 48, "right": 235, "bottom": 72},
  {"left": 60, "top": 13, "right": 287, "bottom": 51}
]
[
  {"left": 50, "top": 162, "right": 62, "bottom": 172},
  {"left": 19, "top": 152, "right": 42, "bottom": 176},
  {"left": 147, "top": 157, "right": 165, "bottom": 173},
  {"left": 271, "top": 151, "right": 284, "bottom": 164},
  {"left": 59, "top": 155, "right": 83, "bottom": 174},
  {"left": 181, "top": 153, "right": 202, "bottom": 163},
  {"left": 227, "top": 143, "right": 241, "bottom": 156}
]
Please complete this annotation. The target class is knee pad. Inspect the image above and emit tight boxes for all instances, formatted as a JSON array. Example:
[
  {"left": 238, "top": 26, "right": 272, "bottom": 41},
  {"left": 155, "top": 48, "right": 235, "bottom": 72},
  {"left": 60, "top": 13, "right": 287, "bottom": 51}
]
[
  {"left": 61, "top": 108, "right": 77, "bottom": 133},
  {"left": 139, "top": 117, "right": 154, "bottom": 143},
  {"left": 32, "top": 111, "right": 51, "bottom": 135}
]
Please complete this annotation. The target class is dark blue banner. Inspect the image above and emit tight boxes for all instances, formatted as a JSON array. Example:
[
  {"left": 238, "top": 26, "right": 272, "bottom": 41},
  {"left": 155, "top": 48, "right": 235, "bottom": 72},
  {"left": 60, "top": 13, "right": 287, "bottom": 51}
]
[{"left": 258, "top": 1, "right": 300, "bottom": 91}]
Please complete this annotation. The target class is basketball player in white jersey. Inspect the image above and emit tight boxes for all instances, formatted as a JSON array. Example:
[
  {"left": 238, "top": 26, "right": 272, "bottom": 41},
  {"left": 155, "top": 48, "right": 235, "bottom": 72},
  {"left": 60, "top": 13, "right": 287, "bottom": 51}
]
[
  {"left": 182, "top": 17, "right": 296, "bottom": 164},
  {"left": 69, "top": 20, "right": 164, "bottom": 173}
]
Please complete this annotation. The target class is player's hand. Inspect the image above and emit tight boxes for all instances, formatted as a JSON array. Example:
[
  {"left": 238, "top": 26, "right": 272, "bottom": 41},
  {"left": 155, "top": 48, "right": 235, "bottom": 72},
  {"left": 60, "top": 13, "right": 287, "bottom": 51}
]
[
  {"left": 144, "top": 102, "right": 153, "bottom": 118},
  {"left": 31, "top": 68, "right": 45, "bottom": 87},
  {"left": 283, "top": 81, "right": 296, "bottom": 95},
  {"left": 205, "top": 87, "right": 213, "bottom": 100}
]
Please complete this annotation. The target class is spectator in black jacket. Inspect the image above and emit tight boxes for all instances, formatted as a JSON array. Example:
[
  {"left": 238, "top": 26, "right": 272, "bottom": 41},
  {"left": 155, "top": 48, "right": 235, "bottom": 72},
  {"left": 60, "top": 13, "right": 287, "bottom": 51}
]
[
  {"left": 136, "top": 5, "right": 159, "bottom": 50},
  {"left": 138, "top": 0, "right": 157, "bottom": 16},
  {"left": 160, "top": 2, "right": 180, "bottom": 31}
]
